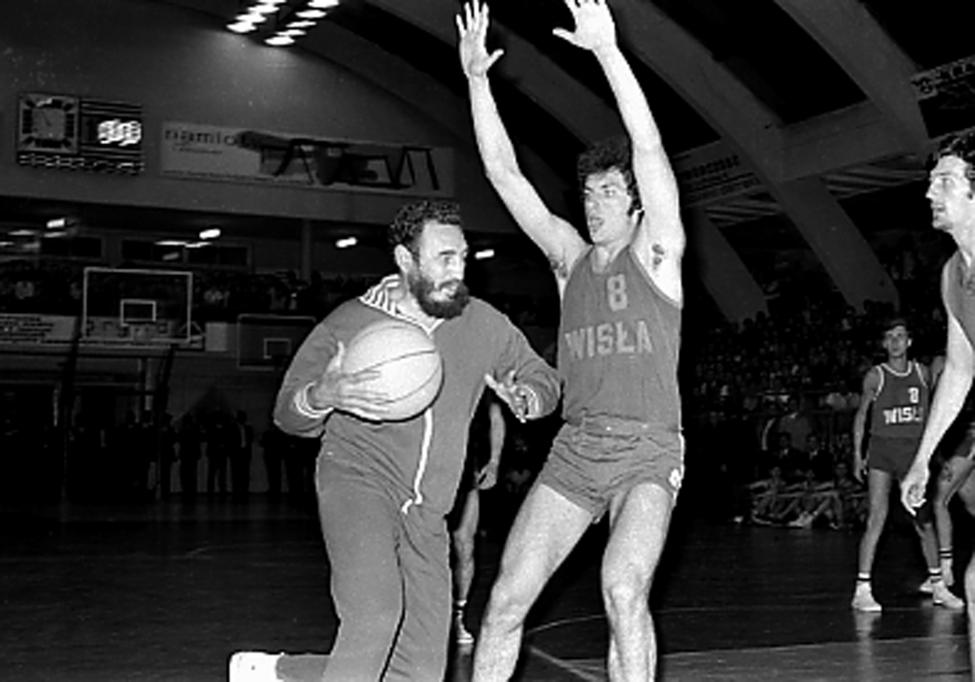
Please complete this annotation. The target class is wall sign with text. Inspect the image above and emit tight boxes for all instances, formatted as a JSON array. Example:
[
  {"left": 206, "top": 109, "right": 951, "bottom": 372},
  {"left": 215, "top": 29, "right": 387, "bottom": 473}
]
[{"left": 17, "top": 93, "right": 144, "bottom": 175}]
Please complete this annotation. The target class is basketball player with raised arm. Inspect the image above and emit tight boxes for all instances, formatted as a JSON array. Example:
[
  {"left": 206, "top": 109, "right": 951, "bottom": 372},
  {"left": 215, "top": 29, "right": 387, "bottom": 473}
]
[
  {"left": 230, "top": 200, "right": 560, "bottom": 682},
  {"left": 458, "top": 1, "right": 685, "bottom": 679},
  {"left": 902, "top": 130, "right": 975, "bottom": 676},
  {"left": 849, "top": 319, "right": 962, "bottom": 612}
]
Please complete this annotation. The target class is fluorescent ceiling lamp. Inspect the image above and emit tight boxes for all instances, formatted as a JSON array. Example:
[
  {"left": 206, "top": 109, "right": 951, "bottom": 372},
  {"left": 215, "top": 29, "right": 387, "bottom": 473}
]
[
  {"left": 265, "top": 34, "right": 296, "bottom": 46},
  {"left": 10, "top": 229, "right": 36, "bottom": 237},
  {"left": 280, "top": 28, "right": 307, "bottom": 36},
  {"left": 226, "top": 20, "right": 258, "bottom": 33},
  {"left": 43, "top": 230, "right": 68, "bottom": 238},
  {"left": 286, "top": 20, "right": 317, "bottom": 28},
  {"left": 199, "top": 227, "right": 221, "bottom": 240},
  {"left": 307, "top": 0, "right": 340, "bottom": 8},
  {"left": 251, "top": 3, "right": 283, "bottom": 14},
  {"left": 335, "top": 236, "right": 357, "bottom": 249},
  {"left": 46, "top": 217, "right": 67, "bottom": 229},
  {"left": 474, "top": 249, "right": 495, "bottom": 260},
  {"left": 184, "top": 241, "right": 211, "bottom": 249},
  {"left": 296, "top": 9, "right": 327, "bottom": 18},
  {"left": 235, "top": 11, "right": 268, "bottom": 23},
  {"left": 155, "top": 240, "right": 187, "bottom": 247}
]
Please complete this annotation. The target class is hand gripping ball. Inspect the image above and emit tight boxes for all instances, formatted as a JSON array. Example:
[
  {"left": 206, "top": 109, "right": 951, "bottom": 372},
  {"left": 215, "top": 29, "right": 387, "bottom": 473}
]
[{"left": 342, "top": 319, "right": 444, "bottom": 421}]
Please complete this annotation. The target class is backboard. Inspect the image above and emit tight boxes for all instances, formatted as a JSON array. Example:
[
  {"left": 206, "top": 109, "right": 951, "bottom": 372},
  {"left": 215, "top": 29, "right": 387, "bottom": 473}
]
[{"left": 82, "top": 267, "right": 192, "bottom": 347}]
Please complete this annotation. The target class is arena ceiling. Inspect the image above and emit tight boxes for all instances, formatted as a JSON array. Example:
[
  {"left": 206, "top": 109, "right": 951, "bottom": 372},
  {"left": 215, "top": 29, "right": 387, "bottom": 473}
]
[{"left": 4, "top": 0, "right": 975, "bottom": 296}]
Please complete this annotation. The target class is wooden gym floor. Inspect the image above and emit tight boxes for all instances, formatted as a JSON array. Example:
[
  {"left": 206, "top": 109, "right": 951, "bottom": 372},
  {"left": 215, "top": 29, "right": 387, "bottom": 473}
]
[{"left": 1, "top": 492, "right": 971, "bottom": 681}]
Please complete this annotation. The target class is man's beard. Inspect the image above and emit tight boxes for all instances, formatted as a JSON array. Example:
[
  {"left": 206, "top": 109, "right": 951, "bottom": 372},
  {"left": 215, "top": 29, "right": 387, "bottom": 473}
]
[{"left": 407, "top": 270, "right": 470, "bottom": 319}]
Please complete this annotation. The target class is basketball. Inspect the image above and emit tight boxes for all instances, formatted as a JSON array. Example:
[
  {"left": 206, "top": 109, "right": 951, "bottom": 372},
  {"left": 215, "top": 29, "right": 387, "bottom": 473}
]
[{"left": 342, "top": 319, "right": 443, "bottom": 421}]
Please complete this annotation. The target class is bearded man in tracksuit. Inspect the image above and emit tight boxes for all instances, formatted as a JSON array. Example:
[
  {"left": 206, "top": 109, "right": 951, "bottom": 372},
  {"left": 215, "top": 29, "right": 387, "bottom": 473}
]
[{"left": 231, "top": 200, "right": 560, "bottom": 682}]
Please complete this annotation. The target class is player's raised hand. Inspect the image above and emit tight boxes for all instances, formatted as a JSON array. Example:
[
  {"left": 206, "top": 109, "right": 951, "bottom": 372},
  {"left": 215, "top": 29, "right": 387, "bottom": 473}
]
[
  {"left": 553, "top": 0, "right": 617, "bottom": 54},
  {"left": 900, "top": 459, "right": 930, "bottom": 515},
  {"left": 309, "top": 342, "right": 393, "bottom": 421},
  {"left": 457, "top": 0, "right": 504, "bottom": 79}
]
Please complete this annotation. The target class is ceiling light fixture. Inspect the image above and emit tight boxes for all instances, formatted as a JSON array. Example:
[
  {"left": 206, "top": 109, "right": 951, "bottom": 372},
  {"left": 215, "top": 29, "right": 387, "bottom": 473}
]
[
  {"left": 226, "top": 20, "right": 258, "bottom": 33},
  {"left": 474, "top": 249, "right": 495, "bottom": 260},
  {"left": 199, "top": 227, "right": 221, "bottom": 240},
  {"left": 295, "top": 9, "right": 327, "bottom": 19},
  {"left": 235, "top": 11, "right": 269, "bottom": 23},
  {"left": 251, "top": 2, "right": 284, "bottom": 14},
  {"left": 264, "top": 34, "right": 295, "bottom": 46},
  {"left": 229, "top": 1, "right": 340, "bottom": 44},
  {"left": 335, "top": 236, "right": 357, "bottom": 249}
]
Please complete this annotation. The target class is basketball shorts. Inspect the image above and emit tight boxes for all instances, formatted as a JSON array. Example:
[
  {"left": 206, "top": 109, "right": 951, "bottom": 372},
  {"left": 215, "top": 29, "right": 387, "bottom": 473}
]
[
  {"left": 867, "top": 436, "right": 919, "bottom": 480},
  {"left": 538, "top": 416, "right": 684, "bottom": 520}
]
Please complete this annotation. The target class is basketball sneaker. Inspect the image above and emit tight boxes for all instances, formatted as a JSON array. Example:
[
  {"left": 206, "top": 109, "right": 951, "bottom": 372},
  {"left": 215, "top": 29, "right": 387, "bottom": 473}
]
[
  {"left": 788, "top": 512, "right": 815, "bottom": 528},
  {"left": 454, "top": 611, "right": 475, "bottom": 647},
  {"left": 851, "top": 583, "right": 882, "bottom": 612},
  {"left": 932, "top": 582, "right": 965, "bottom": 610},
  {"left": 229, "top": 652, "right": 282, "bottom": 682},
  {"left": 918, "top": 576, "right": 935, "bottom": 595}
]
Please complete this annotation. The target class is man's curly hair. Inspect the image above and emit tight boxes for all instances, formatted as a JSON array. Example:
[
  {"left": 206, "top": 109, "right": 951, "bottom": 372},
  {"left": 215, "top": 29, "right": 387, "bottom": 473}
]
[
  {"left": 577, "top": 137, "right": 641, "bottom": 214},
  {"left": 388, "top": 200, "right": 463, "bottom": 255},
  {"left": 933, "top": 130, "right": 975, "bottom": 192}
]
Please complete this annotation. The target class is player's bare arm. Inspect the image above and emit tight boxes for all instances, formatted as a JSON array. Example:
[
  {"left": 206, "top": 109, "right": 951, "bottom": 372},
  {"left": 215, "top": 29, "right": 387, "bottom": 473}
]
[
  {"left": 903, "top": 310, "right": 975, "bottom": 511},
  {"left": 556, "top": 0, "right": 684, "bottom": 302},
  {"left": 851, "top": 367, "right": 880, "bottom": 482},
  {"left": 458, "top": 0, "right": 586, "bottom": 277},
  {"left": 476, "top": 401, "right": 506, "bottom": 491}
]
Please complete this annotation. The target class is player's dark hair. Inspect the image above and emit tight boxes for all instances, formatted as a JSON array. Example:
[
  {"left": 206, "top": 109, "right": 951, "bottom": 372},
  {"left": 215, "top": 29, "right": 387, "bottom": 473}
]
[
  {"left": 881, "top": 316, "right": 910, "bottom": 337},
  {"left": 388, "top": 200, "right": 463, "bottom": 255},
  {"left": 932, "top": 131, "right": 975, "bottom": 191},
  {"left": 577, "top": 137, "right": 641, "bottom": 215}
]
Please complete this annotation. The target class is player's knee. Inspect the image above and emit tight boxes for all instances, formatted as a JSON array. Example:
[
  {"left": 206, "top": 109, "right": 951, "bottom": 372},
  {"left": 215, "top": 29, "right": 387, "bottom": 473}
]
[
  {"left": 865, "top": 504, "right": 888, "bottom": 529},
  {"left": 601, "top": 565, "right": 651, "bottom": 618},
  {"left": 484, "top": 574, "right": 534, "bottom": 627}
]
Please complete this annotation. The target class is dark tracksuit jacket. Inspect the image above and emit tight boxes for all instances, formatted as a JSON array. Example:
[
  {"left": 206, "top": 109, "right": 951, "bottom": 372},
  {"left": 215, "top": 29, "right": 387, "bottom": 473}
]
[{"left": 273, "top": 274, "right": 560, "bottom": 681}]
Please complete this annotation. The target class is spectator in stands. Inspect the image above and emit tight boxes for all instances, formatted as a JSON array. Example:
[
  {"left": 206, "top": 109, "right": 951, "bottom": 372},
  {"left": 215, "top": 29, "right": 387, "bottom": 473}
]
[
  {"left": 260, "top": 424, "right": 285, "bottom": 502},
  {"left": 178, "top": 414, "right": 202, "bottom": 501},
  {"left": 231, "top": 410, "right": 253, "bottom": 501},
  {"left": 778, "top": 395, "right": 813, "bottom": 454},
  {"left": 205, "top": 412, "right": 232, "bottom": 497}
]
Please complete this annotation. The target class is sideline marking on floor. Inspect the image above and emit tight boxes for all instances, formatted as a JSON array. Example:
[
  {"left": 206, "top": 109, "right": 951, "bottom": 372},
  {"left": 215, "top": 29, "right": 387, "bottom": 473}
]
[{"left": 526, "top": 645, "right": 606, "bottom": 682}]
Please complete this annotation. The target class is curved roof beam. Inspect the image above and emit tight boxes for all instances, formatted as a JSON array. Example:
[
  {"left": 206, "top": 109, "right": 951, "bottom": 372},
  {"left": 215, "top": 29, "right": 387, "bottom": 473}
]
[
  {"left": 612, "top": 0, "right": 897, "bottom": 310},
  {"left": 364, "top": 0, "right": 619, "bottom": 141},
  {"left": 773, "top": 0, "right": 928, "bottom": 155}
]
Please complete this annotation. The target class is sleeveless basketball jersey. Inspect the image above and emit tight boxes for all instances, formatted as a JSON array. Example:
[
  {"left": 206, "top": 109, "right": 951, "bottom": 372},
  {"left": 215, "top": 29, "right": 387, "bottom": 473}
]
[
  {"left": 869, "top": 361, "right": 929, "bottom": 440},
  {"left": 557, "top": 245, "right": 681, "bottom": 428},
  {"left": 944, "top": 251, "right": 975, "bottom": 349}
]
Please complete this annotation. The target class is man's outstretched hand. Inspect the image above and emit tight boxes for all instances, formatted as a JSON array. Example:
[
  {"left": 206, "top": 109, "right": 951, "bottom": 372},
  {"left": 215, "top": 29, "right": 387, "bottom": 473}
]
[
  {"left": 457, "top": 0, "right": 504, "bottom": 80},
  {"left": 552, "top": 0, "right": 617, "bottom": 55}
]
